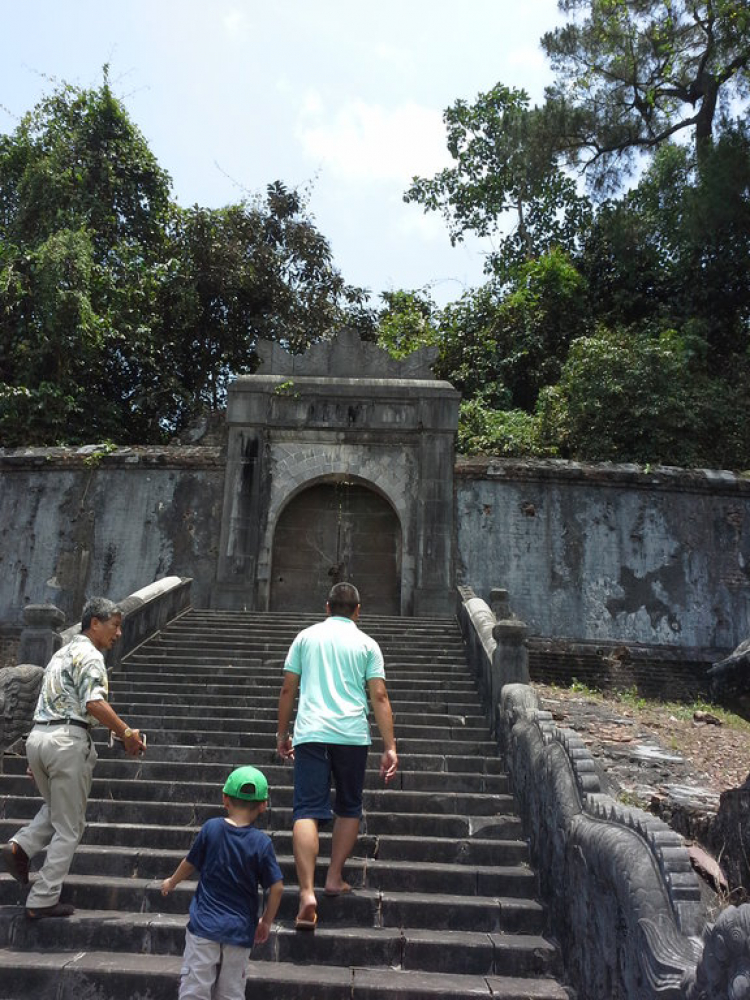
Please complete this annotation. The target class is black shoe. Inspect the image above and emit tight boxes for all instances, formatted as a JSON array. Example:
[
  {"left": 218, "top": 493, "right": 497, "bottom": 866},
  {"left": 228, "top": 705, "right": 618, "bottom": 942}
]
[
  {"left": 2, "top": 842, "right": 29, "bottom": 885},
  {"left": 25, "top": 902, "right": 75, "bottom": 919}
]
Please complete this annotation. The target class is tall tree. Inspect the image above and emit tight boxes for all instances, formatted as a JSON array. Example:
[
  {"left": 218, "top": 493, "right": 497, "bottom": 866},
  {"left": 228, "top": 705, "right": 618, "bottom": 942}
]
[
  {"left": 158, "top": 186, "right": 366, "bottom": 422},
  {"left": 0, "top": 70, "right": 172, "bottom": 443},
  {"left": 436, "top": 249, "right": 591, "bottom": 411},
  {"left": 0, "top": 76, "right": 365, "bottom": 445},
  {"left": 404, "top": 84, "right": 592, "bottom": 281},
  {"left": 543, "top": 0, "right": 750, "bottom": 190},
  {"left": 578, "top": 122, "right": 750, "bottom": 362}
]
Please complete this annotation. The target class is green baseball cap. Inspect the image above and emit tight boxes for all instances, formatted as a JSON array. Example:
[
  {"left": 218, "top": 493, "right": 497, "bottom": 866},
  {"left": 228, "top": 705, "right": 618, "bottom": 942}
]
[{"left": 223, "top": 765, "right": 269, "bottom": 802}]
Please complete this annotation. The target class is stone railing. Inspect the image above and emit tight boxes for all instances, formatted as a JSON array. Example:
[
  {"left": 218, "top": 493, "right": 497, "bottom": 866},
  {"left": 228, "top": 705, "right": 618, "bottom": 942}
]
[
  {"left": 456, "top": 585, "right": 750, "bottom": 1000},
  {"left": 0, "top": 577, "right": 192, "bottom": 759}
]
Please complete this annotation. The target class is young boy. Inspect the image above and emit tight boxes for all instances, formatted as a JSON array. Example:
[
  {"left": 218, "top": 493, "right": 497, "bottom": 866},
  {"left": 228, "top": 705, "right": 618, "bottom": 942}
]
[{"left": 161, "top": 765, "right": 284, "bottom": 1000}]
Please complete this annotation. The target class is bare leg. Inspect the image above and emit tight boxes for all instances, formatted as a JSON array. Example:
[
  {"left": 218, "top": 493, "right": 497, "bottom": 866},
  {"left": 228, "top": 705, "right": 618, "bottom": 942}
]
[
  {"left": 292, "top": 818, "right": 319, "bottom": 921},
  {"left": 324, "top": 816, "right": 360, "bottom": 893}
]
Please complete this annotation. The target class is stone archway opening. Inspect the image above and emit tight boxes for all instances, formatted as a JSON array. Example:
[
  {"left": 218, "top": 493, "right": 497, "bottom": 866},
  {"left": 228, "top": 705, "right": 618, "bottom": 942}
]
[{"left": 269, "top": 480, "right": 401, "bottom": 615}]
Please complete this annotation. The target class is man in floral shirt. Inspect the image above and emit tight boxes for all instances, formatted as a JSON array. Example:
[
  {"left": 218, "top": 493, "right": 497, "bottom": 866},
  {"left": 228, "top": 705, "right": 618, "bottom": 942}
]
[{"left": 1, "top": 596, "right": 145, "bottom": 918}]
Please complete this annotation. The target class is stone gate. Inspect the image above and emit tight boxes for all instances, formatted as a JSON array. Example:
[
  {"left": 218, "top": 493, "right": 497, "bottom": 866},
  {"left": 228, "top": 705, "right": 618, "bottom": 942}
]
[{"left": 212, "top": 330, "right": 461, "bottom": 616}]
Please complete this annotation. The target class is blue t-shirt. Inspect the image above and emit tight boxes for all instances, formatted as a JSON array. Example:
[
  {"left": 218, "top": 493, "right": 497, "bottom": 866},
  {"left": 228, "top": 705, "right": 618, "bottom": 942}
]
[
  {"left": 284, "top": 616, "right": 386, "bottom": 745},
  {"left": 186, "top": 817, "right": 283, "bottom": 948}
]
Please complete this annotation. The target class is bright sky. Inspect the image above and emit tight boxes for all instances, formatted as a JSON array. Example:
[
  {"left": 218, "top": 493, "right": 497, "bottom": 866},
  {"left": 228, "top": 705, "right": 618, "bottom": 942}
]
[{"left": 0, "top": 0, "right": 563, "bottom": 307}]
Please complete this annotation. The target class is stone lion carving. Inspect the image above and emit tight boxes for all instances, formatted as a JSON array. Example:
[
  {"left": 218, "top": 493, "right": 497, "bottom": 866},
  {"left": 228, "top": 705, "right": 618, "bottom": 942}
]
[
  {"left": 0, "top": 663, "right": 44, "bottom": 752},
  {"left": 684, "top": 904, "right": 750, "bottom": 999}
]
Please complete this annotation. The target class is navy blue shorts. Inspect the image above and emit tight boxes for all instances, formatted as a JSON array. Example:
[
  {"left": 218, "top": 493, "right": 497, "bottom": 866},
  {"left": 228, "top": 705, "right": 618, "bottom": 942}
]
[{"left": 292, "top": 743, "right": 369, "bottom": 823}]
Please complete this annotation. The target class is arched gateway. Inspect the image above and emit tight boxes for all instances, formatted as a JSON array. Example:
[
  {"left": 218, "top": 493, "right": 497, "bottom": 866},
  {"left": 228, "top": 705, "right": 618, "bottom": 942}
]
[
  {"left": 270, "top": 480, "right": 401, "bottom": 614},
  {"left": 213, "top": 329, "right": 460, "bottom": 616}
]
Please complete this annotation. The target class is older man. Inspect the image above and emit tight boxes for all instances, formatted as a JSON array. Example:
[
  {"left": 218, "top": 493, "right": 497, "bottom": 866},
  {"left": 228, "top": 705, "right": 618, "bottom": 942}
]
[
  {"left": 276, "top": 582, "right": 398, "bottom": 930},
  {"left": 1, "top": 596, "right": 145, "bottom": 919}
]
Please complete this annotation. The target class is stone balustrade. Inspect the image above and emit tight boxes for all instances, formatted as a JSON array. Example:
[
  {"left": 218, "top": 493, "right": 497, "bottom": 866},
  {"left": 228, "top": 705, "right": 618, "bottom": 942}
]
[{"left": 457, "top": 584, "right": 750, "bottom": 1000}]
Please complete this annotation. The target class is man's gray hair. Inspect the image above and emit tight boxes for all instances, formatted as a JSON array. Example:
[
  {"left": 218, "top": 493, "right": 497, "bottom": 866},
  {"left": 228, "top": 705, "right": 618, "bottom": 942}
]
[{"left": 81, "top": 597, "right": 123, "bottom": 631}]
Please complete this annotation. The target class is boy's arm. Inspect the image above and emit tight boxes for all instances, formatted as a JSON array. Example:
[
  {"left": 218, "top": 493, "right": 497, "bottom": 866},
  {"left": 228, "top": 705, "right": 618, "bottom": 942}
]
[
  {"left": 254, "top": 880, "right": 284, "bottom": 945},
  {"left": 161, "top": 859, "right": 197, "bottom": 895}
]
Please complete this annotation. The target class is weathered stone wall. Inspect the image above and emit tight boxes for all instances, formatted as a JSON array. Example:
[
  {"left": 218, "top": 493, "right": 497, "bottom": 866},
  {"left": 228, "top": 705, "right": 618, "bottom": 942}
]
[
  {"left": 0, "top": 447, "right": 224, "bottom": 627},
  {"left": 2, "top": 447, "right": 750, "bottom": 655},
  {"left": 456, "top": 457, "right": 750, "bottom": 652}
]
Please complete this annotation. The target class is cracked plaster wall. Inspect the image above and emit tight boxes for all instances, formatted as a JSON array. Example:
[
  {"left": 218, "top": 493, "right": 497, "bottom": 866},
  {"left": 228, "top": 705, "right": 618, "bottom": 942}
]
[
  {"left": 2, "top": 450, "right": 750, "bottom": 652},
  {"left": 455, "top": 460, "right": 750, "bottom": 650},
  {"left": 0, "top": 448, "right": 224, "bottom": 626}
]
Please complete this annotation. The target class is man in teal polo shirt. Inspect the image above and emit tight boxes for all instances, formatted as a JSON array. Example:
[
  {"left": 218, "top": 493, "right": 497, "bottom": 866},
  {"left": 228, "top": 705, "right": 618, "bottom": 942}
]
[{"left": 276, "top": 582, "right": 398, "bottom": 930}]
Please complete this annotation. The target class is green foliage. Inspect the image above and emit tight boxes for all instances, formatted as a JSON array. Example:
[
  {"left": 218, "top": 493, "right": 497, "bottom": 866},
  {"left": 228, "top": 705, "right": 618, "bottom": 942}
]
[
  {"left": 436, "top": 250, "right": 591, "bottom": 411},
  {"left": 404, "top": 83, "right": 592, "bottom": 280},
  {"left": 456, "top": 399, "right": 548, "bottom": 457},
  {"left": 0, "top": 75, "right": 364, "bottom": 445},
  {"left": 435, "top": 284, "right": 510, "bottom": 408},
  {"left": 578, "top": 125, "right": 750, "bottom": 364},
  {"left": 535, "top": 326, "right": 746, "bottom": 467},
  {"left": 155, "top": 187, "right": 358, "bottom": 422},
  {"left": 543, "top": 0, "right": 750, "bottom": 191},
  {"left": 492, "top": 249, "right": 591, "bottom": 409},
  {"left": 0, "top": 69, "right": 171, "bottom": 249},
  {"left": 375, "top": 289, "right": 439, "bottom": 359},
  {"left": 81, "top": 441, "right": 117, "bottom": 467}
]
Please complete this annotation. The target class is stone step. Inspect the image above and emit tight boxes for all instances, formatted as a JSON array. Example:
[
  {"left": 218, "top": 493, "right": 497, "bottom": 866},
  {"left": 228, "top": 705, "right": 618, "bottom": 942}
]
[
  {"left": 109, "top": 674, "right": 478, "bottom": 714},
  {"left": 0, "top": 820, "right": 526, "bottom": 863},
  {"left": 90, "top": 718, "right": 489, "bottom": 746},
  {"left": 53, "top": 729, "right": 499, "bottom": 756},
  {"left": 107, "top": 688, "right": 483, "bottom": 711},
  {"left": 1, "top": 747, "right": 507, "bottom": 779},
  {"left": 111, "top": 659, "right": 476, "bottom": 703},
  {"left": 167, "top": 616, "right": 462, "bottom": 630},
  {"left": 2, "top": 855, "right": 537, "bottom": 902},
  {"left": 0, "top": 807, "right": 526, "bottom": 850},
  {"left": 119, "top": 659, "right": 476, "bottom": 681},
  {"left": 0, "top": 904, "right": 560, "bottom": 980},
  {"left": 0, "top": 760, "right": 509, "bottom": 795},
  {"left": 164, "top": 633, "right": 467, "bottom": 651},
  {"left": 89, "top": 707, "right": 490, "bottom": 735},
  {"left": 14, "top": 742, "right": 503, "bottom": 774},
  {"left": 0, "top": 877, "right": 544, "bottom": 932},
  {"left": 3, "top": 799, "right": 520, "bottom": 843},
  {"left": 97, "top": 700, "right": 489, "bottom": 726},
  {"left": 2, "top": 774, "right": 515, "bottom": 813},
  {"left": 0, "top": 949, "right": 570, "bottom": 1000},
  {"left": 39, "top": 834, "right": 531, "bottom": 875},
  {"left": 108, "top": 679, "right": 481, "bottom": 700},
  {"left": 166, "top": 615, "right": 460, "bottom": 632}
]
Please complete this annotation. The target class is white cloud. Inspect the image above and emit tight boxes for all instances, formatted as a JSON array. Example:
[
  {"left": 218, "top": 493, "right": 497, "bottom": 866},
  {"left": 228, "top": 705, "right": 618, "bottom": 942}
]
[
  {"left": 504, "top": 44, "right": 551, "bottom": 99},
  {"left": 299, "top": 89, "right": 324, "bottom": 117},
  {"left": 373, "top": 43, "right": 413, "bottom": 73},
  {"left": 296, "top": 97, "right": 451, "bottom": 183},
  {"left": 222, "top": 7, "right": 249, "bottom": 37}
]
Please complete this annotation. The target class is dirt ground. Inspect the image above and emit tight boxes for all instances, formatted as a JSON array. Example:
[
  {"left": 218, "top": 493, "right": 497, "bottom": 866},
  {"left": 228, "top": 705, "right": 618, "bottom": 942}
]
[{"left": 531, "top": 681, "right": 750, "bottom": 808}]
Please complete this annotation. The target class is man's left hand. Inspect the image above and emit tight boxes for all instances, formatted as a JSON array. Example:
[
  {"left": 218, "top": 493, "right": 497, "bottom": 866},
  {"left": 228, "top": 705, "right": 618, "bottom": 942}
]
[
  {"left": 277, "top": 734, "right": 294, "bottom": 760},
  {"left": 379, "top": 747, "right": 398, "bottom": 784}
]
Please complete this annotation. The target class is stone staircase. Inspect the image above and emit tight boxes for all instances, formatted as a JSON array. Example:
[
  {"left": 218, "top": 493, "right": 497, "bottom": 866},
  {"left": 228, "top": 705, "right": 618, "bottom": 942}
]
[{"left": 0, "top": 610, "right": 570, "bottom": 1000}]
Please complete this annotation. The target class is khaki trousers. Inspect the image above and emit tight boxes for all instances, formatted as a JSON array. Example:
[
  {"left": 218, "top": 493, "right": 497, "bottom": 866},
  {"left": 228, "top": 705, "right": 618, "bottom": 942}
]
[
  {"left": 14, "top": 723, "right": 97, "bottom": 909},
  {"left": 179, "top": 928, "right": 251, "bottom": 1000}
]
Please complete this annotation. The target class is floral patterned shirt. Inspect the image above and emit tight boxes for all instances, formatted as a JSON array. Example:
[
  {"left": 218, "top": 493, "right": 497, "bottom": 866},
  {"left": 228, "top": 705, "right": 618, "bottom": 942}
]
[{"left": 34, "top": 633, "right": 109, "bottom": 726}]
